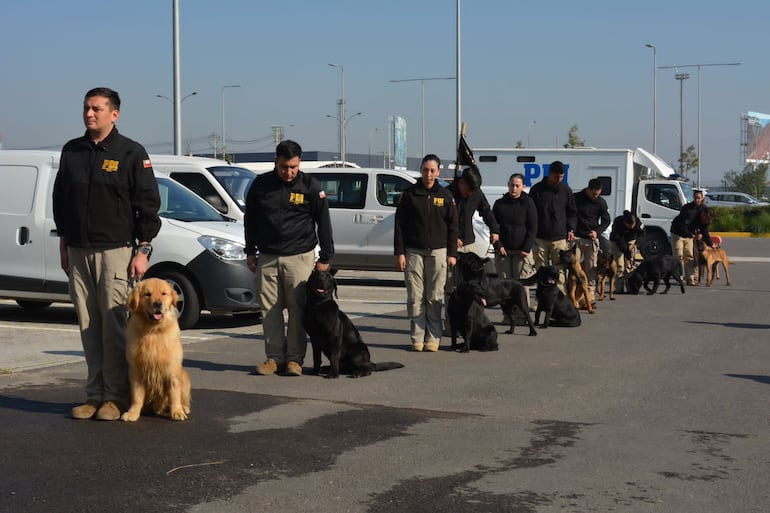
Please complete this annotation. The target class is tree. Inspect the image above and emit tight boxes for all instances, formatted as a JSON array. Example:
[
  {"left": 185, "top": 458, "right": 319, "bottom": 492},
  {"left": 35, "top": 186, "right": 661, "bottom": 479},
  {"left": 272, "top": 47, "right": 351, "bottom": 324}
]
[
  {"left": 723, "top": 163, "right": 768, "bottom": 198},
  {"left": 678, "top": 144, "right": 699, "bottom": 178},
  {"left": 563, "top": 125, "right": 585, "bottom": 148}
]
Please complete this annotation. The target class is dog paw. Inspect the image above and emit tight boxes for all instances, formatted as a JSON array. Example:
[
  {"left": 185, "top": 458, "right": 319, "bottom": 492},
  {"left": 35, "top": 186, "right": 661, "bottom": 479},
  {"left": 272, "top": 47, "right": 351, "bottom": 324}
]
[
  {"left": 170, "top": 409, "right": 188, "bottom": 421},
  {"left": 121, "top": 410, "right": 140, "bottom": 422}
]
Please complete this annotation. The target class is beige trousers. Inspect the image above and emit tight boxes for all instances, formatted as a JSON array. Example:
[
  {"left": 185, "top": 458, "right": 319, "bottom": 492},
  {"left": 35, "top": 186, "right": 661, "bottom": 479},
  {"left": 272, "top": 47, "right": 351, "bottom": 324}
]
[
  {"left": 68, "top": 245, "right": 133, "bottom": 404},
  {"left": 406, "top": 248, "right": 447, "bottom": 344},
  {"left": 532, "top": 238, "right": 569, "bottom": 292},
  {"left": 256, "top": 250, "right": 316, "bottom": 365}
]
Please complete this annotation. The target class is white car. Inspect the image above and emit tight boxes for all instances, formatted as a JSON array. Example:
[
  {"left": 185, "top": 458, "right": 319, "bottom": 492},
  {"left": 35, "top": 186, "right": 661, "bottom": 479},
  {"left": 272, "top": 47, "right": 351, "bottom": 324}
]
[{"left": 705, "top": 192, "right": 769, "bottom": 208}]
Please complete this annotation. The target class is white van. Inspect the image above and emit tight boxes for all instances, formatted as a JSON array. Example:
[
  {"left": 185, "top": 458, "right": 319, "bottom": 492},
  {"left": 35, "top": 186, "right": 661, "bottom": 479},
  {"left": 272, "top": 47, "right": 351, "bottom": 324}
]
[{"left": 0, "top": 150, "right": 258, "bottom": 329}]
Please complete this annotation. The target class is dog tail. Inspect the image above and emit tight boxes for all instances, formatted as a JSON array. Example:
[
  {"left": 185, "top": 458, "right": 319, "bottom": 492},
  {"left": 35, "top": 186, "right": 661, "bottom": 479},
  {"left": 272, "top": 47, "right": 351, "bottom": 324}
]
[{"left": 372, "top": 362, "right": 404, "bottom": 372}]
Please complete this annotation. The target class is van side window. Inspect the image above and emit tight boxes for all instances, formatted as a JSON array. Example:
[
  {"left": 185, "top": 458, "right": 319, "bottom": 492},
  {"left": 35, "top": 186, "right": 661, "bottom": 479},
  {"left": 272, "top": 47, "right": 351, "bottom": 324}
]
[
  {"left": 645, "top": 183, "right": 682, "bottom": 210},
  {"left": 0, "top": 165, "right": 38, "bottom": 215},
  {"left": 169, "top": 172, "right": 227, "bottom": 213},
  {"left": 376, "top": 174, "right": 412, "bottom": 207},
  {"left": 312, "top": 174, "right": 367, "bottom": 209}
]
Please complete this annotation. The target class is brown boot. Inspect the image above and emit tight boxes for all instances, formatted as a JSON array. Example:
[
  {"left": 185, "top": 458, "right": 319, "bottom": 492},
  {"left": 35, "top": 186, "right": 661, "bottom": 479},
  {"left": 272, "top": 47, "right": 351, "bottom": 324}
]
[
  {"left": 95, "top": 400, "right": 124, "bottom": 421},
  {"left": 71, "top": 400, "right": 101, "bottom": 420},
  {"left": 256, "top": 359, "right": 278, "bottom": 375},
  {"left": 284, "top": 361, "right": 302, "bottom": 376}
]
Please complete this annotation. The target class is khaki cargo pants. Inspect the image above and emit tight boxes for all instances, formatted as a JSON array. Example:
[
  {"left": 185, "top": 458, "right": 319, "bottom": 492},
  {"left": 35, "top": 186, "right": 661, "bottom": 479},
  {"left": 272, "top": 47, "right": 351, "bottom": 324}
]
[{"left": 68, "top": 246, "right": 133, "bottom": 404}]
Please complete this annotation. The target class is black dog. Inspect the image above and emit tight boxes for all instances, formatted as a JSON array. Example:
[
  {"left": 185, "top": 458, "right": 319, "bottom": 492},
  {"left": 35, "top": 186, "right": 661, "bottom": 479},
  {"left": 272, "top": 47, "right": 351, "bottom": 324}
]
[
  {"left": 528, "top": 266, "right": 581, "bottom": 328},
  {"left": 447, "top": 282, "right": 499, "bottom": 352},
  {"left": 625, "top": 255, "right": 685, "bottom": 295},
  {"left": 304, "top": 269, "right": 403, "bottom": 378},
  {"left": 454, "top": 253, "right": 537, "bottom": 336}
]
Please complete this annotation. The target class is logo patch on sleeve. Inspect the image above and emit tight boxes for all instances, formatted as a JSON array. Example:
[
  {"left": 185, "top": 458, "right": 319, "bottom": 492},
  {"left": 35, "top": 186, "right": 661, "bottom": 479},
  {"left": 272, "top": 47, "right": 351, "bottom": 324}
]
[
  {"left": 319, "top": 190, "right": 326, "bottom": 199},
  {"left": 143, "top": 159, "right": 152, "bottom": 169}
]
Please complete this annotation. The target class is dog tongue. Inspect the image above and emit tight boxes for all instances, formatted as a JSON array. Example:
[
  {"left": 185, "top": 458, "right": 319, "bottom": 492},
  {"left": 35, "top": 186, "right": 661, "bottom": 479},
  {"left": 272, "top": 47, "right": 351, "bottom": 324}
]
[
  {"left": 316, "top": 288, "right": 326, "bottom": 294},
  {"left": 153, "top": 313, "right": 163, "bottom": 321}
]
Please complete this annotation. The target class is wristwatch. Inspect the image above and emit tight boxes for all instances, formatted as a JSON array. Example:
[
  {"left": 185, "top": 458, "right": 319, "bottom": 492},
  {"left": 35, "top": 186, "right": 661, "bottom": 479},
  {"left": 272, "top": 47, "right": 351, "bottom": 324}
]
[{"left": 137, "top": 244, "right": 153, "bottom": 259}]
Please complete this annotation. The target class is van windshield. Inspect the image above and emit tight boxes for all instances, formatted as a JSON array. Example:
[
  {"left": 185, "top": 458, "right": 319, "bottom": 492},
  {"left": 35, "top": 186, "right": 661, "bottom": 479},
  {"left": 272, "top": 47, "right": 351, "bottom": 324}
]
[
  {"left": 156, "top": 176, "right": 225, "bottom": 222},
  {"left": 208, "top": 166, "right": 256, "bottom": 212}
]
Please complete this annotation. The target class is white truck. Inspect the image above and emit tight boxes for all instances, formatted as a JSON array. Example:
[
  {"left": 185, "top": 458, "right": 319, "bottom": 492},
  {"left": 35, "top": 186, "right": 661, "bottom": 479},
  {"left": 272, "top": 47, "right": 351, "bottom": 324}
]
[{"left": 473, "top": 147, "right": 695, "bottom": 257}]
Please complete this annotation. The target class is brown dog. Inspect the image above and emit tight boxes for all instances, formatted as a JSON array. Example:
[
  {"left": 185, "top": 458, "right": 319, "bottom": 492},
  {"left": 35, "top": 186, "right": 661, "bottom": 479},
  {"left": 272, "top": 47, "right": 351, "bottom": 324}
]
[
  {"left": 122, "top": 278, "right": 191, "bottom": 422},
  {"left": 559, "top": 246, "right": 595, "bottom": 314},
  {"left": 596, "top": 250, "right": 617, "bottom": 301},
  {"left": 696, "top": 240, "right": 732, "bottom": 286}
]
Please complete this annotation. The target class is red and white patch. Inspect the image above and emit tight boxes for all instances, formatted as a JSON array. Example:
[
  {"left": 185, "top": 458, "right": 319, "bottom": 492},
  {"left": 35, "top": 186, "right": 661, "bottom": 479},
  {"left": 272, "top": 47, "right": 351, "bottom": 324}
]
[
  {"left": 319, "top": 190, "right": 326, "bottom": 199},
  {"left": 143, "top": 159, "right": 152, "bottom": 168}
]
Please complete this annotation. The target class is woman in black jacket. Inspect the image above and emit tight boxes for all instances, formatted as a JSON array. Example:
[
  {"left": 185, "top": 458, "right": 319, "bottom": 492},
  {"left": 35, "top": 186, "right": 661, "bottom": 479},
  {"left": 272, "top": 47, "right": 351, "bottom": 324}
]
[{"left": 493, "top": 173, "right": 538, "bottom": 281}]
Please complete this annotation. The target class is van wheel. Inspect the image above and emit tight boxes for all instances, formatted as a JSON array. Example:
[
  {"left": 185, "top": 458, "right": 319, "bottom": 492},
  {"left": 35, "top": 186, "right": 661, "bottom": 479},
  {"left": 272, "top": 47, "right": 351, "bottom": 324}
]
[
  {"left": 16, "top": 300, "right": 53, "bottom": 310},
  {"left": 153, "top": 271, "right": 200, "bottom": 330}
]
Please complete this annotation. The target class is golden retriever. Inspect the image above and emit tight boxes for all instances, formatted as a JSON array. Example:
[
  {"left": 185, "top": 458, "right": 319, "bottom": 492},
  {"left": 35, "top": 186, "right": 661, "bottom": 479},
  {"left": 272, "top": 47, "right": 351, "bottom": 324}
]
[{"left": 121, "top": 278, "right": 191, "bottom": 422}]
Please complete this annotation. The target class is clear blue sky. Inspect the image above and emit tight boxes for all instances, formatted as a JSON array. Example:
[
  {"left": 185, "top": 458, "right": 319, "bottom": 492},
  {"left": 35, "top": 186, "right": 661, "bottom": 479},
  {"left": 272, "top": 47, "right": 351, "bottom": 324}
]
[{"left": 1, "top": 0, "right": 768, "bottom": 186}]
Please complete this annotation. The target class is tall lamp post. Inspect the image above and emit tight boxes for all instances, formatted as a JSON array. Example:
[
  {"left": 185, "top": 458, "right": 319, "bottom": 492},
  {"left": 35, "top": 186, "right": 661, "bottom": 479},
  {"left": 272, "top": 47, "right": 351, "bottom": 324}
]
[
  {"left": 674, "top": 72, "right": 690, "bottom": 176},
  {"left": 221, "top": 85, "right": 241, "bottom": 161},
  {"left": 645, "top": 43, "right": 657, "bottom": 153},
  {"left": 388, "top": 77, "right": 456, "bottom": 156},
  {"left": 328, "top": 63, "right": 346, "bottom": 165},
  {"left": 156, "top": 92, "right": 198, "bottom": 103},
  {"left": 659, "top": 62, "right": 741, "bottom": 189}
]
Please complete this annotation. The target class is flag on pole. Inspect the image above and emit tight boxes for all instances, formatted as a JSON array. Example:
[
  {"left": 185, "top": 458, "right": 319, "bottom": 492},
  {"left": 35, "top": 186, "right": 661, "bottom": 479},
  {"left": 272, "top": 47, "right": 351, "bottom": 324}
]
[{"left": 454, "top": 122, "right": 476, "bottom": 179}]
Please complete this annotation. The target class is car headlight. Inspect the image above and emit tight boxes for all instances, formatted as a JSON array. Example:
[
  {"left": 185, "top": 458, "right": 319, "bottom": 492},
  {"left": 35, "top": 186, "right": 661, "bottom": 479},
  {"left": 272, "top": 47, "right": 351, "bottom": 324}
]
[{"left": 197, "top": 236, "right": 246, "bottom": 261}]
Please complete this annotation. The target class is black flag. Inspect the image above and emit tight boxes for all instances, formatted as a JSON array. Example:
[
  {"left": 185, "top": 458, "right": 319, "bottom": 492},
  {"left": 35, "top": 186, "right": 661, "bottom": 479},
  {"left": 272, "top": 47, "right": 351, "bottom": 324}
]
[{"left": 455, "top": 133, "right": 476, "bottom": 180}]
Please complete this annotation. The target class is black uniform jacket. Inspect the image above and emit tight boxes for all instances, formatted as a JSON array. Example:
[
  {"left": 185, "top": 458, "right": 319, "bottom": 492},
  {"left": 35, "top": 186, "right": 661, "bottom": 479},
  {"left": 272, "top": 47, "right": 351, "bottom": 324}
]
[
  {"left": 492, "top": 192, "right": 538, "bottom": 253},
  {"left": 574, "top": 189, "right": 611, "bottom": 238},
  {"left": 53, "top": 128, "right": 161, "bottom": 248},
  {"left": 394, "top": 180, "right": 458, "bottom": 257},
  {"left": 447, "top": 183, "right": 499, "bottom": 246},
  {"left": 528, "top": 179, "right": 578, "bottom": 241},
  {"left": 243, "top": 169, "right": 334, "bottom": 263}
]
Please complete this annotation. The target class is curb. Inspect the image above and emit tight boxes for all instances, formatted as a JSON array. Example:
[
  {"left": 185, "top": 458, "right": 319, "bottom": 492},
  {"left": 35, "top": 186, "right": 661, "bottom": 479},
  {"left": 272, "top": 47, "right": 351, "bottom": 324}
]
[{"left": 711, "top": 232, "right": 770, "bottom": 238}]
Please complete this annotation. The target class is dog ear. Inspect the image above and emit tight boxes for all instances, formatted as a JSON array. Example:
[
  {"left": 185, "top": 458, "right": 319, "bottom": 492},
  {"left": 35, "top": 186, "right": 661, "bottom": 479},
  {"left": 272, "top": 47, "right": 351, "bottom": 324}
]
[
  {"left": 330, "top": 268, "right": 338, "bottom": 276},
  {"left": 169, "top": 284, "right": 179, "bottom": 308},
  {"left": 126, "top": 282, "right": 142, "bottom": 313}
]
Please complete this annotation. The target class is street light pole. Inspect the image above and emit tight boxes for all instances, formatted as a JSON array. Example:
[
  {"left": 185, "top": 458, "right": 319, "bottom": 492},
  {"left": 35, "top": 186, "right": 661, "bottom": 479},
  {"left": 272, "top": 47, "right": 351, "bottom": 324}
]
[
  {"left": 156, "top": 92, "right": 198, "bottom": 153},
  {"left": 328, "top": 63, "right": 346, "bottom": 165},
  {"left": 645, "top": 43, "right": 657, "bottom": 154},
  {"left": 388, "top": 77, "right": 456, "bottom": 156},
  {"left": 221, "top": 84, "right": 241, "bottom": 161},
  {"left": 659, "top": 62, "right": 741, "bottom": 189},
  {"left": 675, "top": 72, "right": 689, "bottom": 176}
]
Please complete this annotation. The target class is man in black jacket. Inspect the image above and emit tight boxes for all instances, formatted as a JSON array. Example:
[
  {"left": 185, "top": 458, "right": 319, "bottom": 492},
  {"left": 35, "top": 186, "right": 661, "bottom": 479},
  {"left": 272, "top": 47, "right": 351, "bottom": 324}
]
[
  {"left": 670, "top": 190, "right": 705, "bottom": 285},
  {"left": 574, "top": 178, "right": 611, "bottom": 302},
  {"left": 609, "top": 210, "right": 644, "bottom": 276},
  {"left": 53, "top": 87, "right": 161, "bottom": 421},
  {"left": 528, "top": 161, "right": 577, "bottom": 291},
  {"left": 395, "top": 154, "right": 458, "bottom": 352},
  {"left": 245, "top": 140, "right": 334, "bottom": 376}
]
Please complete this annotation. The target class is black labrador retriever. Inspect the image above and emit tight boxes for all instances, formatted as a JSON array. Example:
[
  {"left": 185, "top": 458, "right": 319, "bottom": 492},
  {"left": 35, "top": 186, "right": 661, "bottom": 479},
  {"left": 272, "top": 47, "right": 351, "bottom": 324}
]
[
  {"left": 447, "top": 281, "right": 499, "bottom": 353},
  {"left": 528, "top": 266, "right": 581, "bottom": 328},
  {"left": 454, "top": 253, "right": 537, "bottom": 336},
  {"left": 304, "top": 269, "right": 403, "bottom": 378},
  {"left": 625, "top": 255, "right": 685, "bottom": 295}
]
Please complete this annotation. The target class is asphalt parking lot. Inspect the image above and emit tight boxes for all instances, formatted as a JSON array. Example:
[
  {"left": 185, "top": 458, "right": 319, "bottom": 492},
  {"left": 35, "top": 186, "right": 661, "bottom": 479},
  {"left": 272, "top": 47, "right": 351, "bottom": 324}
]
[{"left": 1, "top": 237, "right": 769, "bottom": 513}]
